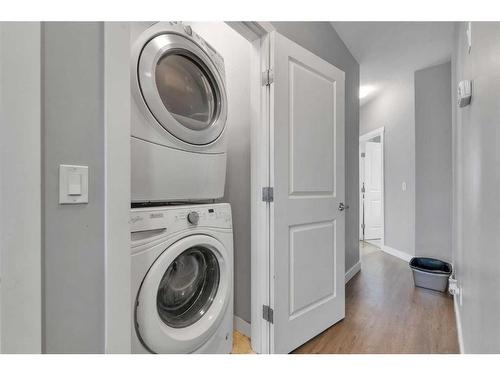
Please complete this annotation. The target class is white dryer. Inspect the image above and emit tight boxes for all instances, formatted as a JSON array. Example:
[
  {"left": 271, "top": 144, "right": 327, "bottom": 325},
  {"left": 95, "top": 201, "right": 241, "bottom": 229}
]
[
  {"left": 131, "top": 22, "right": 228, "bottom": 203},
  {"left": 130, "top": 203, "right": 233, "bottom": 353}
]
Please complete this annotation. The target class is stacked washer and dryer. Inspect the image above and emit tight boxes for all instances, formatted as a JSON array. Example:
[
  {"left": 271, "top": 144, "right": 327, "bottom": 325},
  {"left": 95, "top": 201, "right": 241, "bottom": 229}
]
[{"left": 130, "top": 22, "right": 233, "bottom": 354}]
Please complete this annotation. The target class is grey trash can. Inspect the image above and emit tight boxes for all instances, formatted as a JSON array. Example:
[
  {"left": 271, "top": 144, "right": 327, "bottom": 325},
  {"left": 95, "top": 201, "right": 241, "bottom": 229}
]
[{"left": 409, "top": 257, "right": 452, "bottom": 292}]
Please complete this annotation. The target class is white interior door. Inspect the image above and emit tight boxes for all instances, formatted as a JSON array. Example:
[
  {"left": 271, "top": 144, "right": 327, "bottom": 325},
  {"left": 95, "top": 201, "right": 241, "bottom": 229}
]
[
  {"left": 270, "top": 32, "right": 345, "bottom": 354},
  {"left": 363, "top": 141, "right": 382, "bottom": 239}
]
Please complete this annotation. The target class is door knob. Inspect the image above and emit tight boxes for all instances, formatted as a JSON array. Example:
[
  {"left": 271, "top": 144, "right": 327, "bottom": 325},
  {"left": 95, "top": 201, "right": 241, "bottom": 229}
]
[{"left": 338, "top": 202, "right": 349, "bottom": 211}]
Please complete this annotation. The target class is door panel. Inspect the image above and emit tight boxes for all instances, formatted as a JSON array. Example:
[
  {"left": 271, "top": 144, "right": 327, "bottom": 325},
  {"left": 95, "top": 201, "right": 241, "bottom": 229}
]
[
  {"left": 289, "top": 60, "right": 336, "bottom": 196},
  {"left": 289, "top": 221, "right": 336, "bottom": 318},
  {"left": 271, "top": 32, "right": 345, "bottom": 354}
]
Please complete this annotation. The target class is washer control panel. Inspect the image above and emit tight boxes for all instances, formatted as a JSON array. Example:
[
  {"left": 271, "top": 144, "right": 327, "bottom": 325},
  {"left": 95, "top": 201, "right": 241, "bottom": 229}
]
[{"left": 130, "top": 203, "right": 232, "bottom": 234}]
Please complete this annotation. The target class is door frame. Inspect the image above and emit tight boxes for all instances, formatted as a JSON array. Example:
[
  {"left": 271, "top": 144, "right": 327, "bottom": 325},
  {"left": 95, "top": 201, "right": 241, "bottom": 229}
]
[
  {"left": 227, "top": 21, "right": 274, "bottom": 354},
  {"left": 232, "top": 22, "right": 347, "bottom": 354},
  {"left": 359, "top": 127, "right": 385, "bottom": 251}
]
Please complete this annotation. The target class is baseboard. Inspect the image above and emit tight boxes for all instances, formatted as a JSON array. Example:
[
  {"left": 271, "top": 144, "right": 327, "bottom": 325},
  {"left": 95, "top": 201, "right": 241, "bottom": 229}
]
[
  {"left": 345, "top": 261, "right": 361, "bottom": 284},
  {"left": 233, "top": 315, "right": 251, "bottom": 337},
  {"left": 381, "top": 245, "right": 412, "bottom": 262},
  {"left": 453, "top": 295, "right": 465, "bottom": 354}
]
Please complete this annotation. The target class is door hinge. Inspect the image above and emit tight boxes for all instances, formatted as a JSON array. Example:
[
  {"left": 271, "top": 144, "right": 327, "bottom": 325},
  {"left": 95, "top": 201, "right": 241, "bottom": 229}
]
[
  {"left": 262, "top": 187, "right": 274, "bottom": 202},
  {"left": 361, "top": 223, "right": 365, "bottom": 230},
  {"left": 262, "top": 305, "right": 274, "bottom": 323},
  {"left": 262, "top": 68, "right": 274, "bottom": 86}
]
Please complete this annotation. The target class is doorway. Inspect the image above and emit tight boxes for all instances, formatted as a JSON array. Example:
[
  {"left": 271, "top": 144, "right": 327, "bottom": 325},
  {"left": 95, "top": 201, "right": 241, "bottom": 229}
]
[{"left": 359, "top": 128, "right": 384, "bottom": 256}]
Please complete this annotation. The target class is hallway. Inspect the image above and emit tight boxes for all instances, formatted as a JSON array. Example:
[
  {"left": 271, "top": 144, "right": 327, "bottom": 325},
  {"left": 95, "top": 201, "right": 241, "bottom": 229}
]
[{"left": 293, "top": 242, "right": 459, "bottom": 353}]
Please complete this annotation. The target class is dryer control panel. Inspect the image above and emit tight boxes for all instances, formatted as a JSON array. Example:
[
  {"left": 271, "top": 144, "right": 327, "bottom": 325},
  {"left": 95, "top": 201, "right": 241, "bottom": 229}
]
[{"left": 130, "top": 203, "right": 232, "bottom": 234}]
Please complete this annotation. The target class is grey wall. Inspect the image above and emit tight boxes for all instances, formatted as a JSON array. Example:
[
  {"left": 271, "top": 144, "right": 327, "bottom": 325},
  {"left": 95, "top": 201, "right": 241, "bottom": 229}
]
[
  {"left": 360, "top": 79, "right": 415, "bottom": 256},
  {"left": 188, "top": 23, "right": 252, "bottom": 323},
  {"left": 273, "top": 22, "right": 360, "bottom": 273},
  {"left": 452, "top": 22, "right": 500, "bottom": 353},
  {"left": 43, "top": 22, "right": 105, "bottom": 353},
  {"left": 415, "top": 62, "right": 452, "bottom": 261},
  {"left": 0, "top": 22, "right": 42, "bottom": 353}
]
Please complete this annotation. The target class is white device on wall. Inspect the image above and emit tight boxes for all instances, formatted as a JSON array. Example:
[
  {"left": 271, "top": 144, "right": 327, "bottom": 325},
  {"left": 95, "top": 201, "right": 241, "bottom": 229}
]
[
  {"left": 466, "top": 22, "right": 472, "bottom": 54},
  {"left": 130, "top": 203, "right": 233, "bottom": 353},
  {"left": 130, "top": 22, "right": 228, "bottom": 203},
  {"left": 59, "top": 164, "right": 88, "bottom": 204},
  {"left": 457, "top": 80, "right": 472, "bottom": 108}
]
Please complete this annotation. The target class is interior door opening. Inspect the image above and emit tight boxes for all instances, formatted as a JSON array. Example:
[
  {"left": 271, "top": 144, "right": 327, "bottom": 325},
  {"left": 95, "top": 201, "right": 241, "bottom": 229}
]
[{"left": 359, "top": 128, "right": 385, "bottom": 256}]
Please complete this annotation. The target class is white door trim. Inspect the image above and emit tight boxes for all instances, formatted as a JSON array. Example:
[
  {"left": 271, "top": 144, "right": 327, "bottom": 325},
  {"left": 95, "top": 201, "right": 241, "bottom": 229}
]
[
  {"left": 360, "top": 127, "right": 385, "bottom": 143},
  {"left": 228, "top": 21, "right": 274, "bottom": 354},
  {"left": 103, "top": 22, "right": 132, "bottom": 353},
  {"left": 453, "top": 295, "right": 465, "bottom": 354},
  {"left": 359, "top": 127, "right": 385, "bottom": 255}
]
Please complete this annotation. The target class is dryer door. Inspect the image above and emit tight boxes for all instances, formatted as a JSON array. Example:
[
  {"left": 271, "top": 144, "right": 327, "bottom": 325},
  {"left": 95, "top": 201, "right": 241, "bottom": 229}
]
[
  {"left": 138, "top": 33, "right": 227, "bottom": 146},
  {"left": 135, "top": 235, "right": 231, "bottom": 353}
]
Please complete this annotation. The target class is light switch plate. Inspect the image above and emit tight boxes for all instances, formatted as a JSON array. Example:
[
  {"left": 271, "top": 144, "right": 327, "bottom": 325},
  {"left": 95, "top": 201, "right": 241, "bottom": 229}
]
[{"left": 59, "top": 164, "right": 88, "bottom": 204}]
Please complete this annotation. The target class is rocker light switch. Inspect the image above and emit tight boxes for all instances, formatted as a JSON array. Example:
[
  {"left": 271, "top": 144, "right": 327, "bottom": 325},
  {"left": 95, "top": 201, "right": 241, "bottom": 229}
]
[
  {"left": 59, "top": 165, "right": 88, "bottom": 204},
  {"left": 68, "top": 173, "right": 82, "bottom": 195}
]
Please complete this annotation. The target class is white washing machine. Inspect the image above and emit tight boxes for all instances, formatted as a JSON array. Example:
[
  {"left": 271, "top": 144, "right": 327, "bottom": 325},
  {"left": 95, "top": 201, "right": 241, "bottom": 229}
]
[
  {"left": 131, "top": 22, "right": 228, "bottom": 203},
  {"left": 130, "top": 203, "right": 233, "bottom": 353}
]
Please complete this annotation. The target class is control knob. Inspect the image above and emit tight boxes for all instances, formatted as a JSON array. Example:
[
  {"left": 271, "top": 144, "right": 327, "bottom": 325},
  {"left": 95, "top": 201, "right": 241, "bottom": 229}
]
[{"left": 187, "top": 211, "right": 199, "bottom": 225}]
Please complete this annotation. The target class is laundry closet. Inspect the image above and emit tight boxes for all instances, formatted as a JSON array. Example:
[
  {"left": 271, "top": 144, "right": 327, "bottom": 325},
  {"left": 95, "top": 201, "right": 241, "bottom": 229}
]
[{"left": 129, "top": 22, "right": 252, "bottom": 353}]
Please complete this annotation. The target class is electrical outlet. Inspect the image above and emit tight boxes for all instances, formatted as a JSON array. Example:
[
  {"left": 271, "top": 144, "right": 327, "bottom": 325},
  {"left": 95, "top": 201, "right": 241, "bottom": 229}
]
[{"left": 448, "top": 276, "right": 460, "bottom": 295}]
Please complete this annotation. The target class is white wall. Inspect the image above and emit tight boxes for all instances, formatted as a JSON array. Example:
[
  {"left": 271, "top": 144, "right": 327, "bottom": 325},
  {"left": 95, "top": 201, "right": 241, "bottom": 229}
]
[
  {"left": 360, "top": 78, "right": 415, "bottom": 256},
  {"left": 0, "top": 22, "right": 42, "bottom": 353},
  {"left": 187, "top": 22, "right": 252, "bottom": 323},
  {"left": 452, "top": 21, "right": 500, "bottom": 353}
]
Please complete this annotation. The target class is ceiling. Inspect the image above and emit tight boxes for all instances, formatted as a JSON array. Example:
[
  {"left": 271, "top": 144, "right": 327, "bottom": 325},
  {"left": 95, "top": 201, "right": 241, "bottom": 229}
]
[{"left": 331, "top": 22, "right": 455, "bottom": 105}]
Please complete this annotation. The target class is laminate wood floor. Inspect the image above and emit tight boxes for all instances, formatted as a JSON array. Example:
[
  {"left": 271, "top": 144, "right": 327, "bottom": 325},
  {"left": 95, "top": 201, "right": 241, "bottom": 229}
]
[
  {"left": 231, "top": 330, "right": 254, "bottom": 354},
  {"left": 293, "top": 242, "right": 459, "bottom": 353}
]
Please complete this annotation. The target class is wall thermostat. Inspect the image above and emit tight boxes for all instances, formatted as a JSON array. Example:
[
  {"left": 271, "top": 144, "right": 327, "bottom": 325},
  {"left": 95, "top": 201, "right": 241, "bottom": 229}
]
[{"left": 457, "top": 80, "right": 472, "bottom": 108}]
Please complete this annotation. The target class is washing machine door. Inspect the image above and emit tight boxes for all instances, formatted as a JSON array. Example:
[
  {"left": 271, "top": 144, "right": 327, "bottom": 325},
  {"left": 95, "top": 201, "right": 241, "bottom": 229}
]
[
  {"left": 135, "top": 234, "right": 231, "bottom": 353},
  {"left": 138, "top": 33, "right": 227, "bottom": 146}
]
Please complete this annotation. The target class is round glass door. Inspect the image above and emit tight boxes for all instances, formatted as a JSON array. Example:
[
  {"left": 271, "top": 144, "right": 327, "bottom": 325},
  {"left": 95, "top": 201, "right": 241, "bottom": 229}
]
[
  {"left": 155, "top": 54, "right": 218, "bottom": 132},
  {"left": 157, "top": 246, "right": 220, "bottom": 328},
  {"left": 137, "top": 33, "right": 227, "bottom": 146},
  {"left": 134, "top": 234, "right": 231, "bottom": 353}
]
